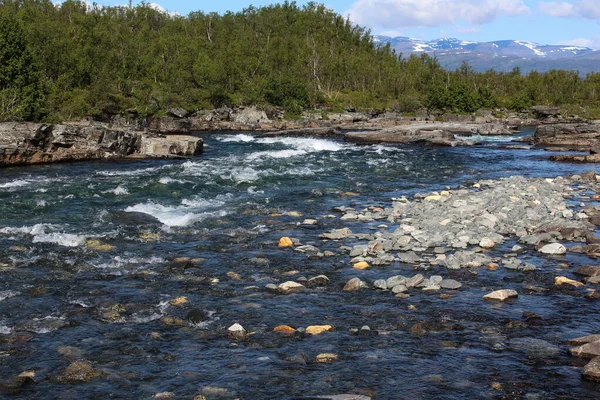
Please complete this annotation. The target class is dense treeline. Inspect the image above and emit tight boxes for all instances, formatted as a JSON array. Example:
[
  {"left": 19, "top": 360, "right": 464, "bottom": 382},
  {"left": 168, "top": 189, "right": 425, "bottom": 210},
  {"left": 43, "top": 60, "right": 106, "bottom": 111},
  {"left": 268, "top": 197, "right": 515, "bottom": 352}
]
[{"left": 1, "top": 0, "right": 600, "bottom": 122}]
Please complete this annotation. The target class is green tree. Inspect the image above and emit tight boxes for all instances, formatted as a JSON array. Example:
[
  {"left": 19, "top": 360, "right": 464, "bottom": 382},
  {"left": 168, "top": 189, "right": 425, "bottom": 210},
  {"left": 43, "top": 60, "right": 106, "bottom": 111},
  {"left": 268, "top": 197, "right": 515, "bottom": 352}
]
[{"left": 0, "top": 10, "right": 45, "bottom": 120}]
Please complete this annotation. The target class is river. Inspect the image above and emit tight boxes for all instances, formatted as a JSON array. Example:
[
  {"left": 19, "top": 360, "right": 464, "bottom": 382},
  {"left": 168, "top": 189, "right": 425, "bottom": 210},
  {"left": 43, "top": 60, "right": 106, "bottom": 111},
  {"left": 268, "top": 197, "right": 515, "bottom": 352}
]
[{"left": 0, "top": 128, "right": 599, "bottom": 399}]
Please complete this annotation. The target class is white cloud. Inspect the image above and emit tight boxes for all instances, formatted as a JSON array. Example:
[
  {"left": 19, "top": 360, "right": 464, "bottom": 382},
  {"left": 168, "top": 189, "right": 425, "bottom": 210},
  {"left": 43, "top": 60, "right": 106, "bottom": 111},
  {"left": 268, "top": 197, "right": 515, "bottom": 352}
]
[
  {"left": 346, "top": 0, "right": 530, "bottom": 30},
  {"left": 557, "top": 37, "right": 600, "bottom": 49},
  {"left": 539, "top": 0, "right": 600, "bottom": 19}
]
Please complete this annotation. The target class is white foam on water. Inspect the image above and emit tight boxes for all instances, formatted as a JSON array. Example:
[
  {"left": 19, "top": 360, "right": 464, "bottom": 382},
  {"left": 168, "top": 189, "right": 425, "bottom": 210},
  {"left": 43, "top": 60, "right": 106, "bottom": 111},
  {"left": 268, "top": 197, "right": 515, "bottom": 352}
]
[
  {"left": 36, "top": 200, "right": 47, "bottom": 207},
  {"left": 0, "top": 325, "right": 12, "bottom": 334},
  {"left": 1, "top": 224, "right": 87, "bottom": 247},
  {"left": 370, "top": 144, "right": 406, "bottom": 154},
  {"left": 69, "top": 299, "right": 91, "bottom": 308},
  {"left": 216, "top": 134, "right": 256, "bottom": 142},
  {"left": 103, "top": 185, "right": 129, "bottom": 195},
  {"left": 159, "top": 177, "right": 188, "bottom": 185},
  {"left": 0, "top": 223, "right": 54, "bottom": 236},
  {"left": 0, "top": 290, "right": 19, "bottom": 301},
  {"left": 124, "top": 201, "right": 229, "bottom": 227},
  {"left": 96, "top": 165, "right": 167, "bottom": 177},
  {"left": 246, "top": 149, "right": 306, "bottom": 160},
  {"left": 462, "top": 135, "right": 513, "bottom": 142},
  {"left": 33, "top": 232, "right": 87, "bottom": 247},
  {"left": 247, "top": 186, "right": 264, "bottom": 194},
  {"left": 0, "top": 179, "right": 31, "bottom": 189},
  {"left": 256, "top": 136, "right": 347, "bottom": 152}
]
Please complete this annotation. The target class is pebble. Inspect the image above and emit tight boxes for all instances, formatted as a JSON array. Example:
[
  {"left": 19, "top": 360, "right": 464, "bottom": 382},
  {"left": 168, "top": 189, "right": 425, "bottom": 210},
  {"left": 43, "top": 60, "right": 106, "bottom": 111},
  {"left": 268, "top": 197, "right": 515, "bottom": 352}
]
[
  {"left": 278, "top": 281, "right": 306, "bottom": 294},
  {"left": 483, "top": 289, "right": 518, "bottom": 301},
  {"left": 57, "top": 360, "right": 100, "bottom": 383},
  {"left": 228, "top": 323, "right": 247, "bottom": 340},
  {"left": 373, "top": 279, "right": 387, "bottom": 290},
  {"left": 315, "top": 353, "right": 338, "bottom": 363},
  {"left": 278, "top": 237, "right": 293, "bottom": 247},
  {"left": 343, "top": 277, "right": 368, "bottom": 291},
  {"left": 307, "top": 275, "right": 330, "bottom": 286},
  {"left": 555, "top": 276, "right": 584, "bottom": 288},
  {"left": 479, "top": 238, "right": 495, "bottom": 248},
  {"left": 305, "top": 325, "right": 332, "bottom": 335},
  {"left": 353, "top": 261, "right": 369, "bottom": 270},
  {"left": 273, "top": 325, "right": 296, "bottom": 336},
  {"left": 440, "top": 279, "right": 462, "bottom": 289},
  {"left": 538, "top": 243, "right": 567, "bottom": 255}
]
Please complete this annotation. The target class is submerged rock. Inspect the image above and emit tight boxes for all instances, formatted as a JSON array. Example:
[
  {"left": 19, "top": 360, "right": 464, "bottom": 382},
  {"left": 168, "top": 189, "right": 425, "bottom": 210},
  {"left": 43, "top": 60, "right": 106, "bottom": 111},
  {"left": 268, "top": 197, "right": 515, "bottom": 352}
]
[
  {"left": 56, "top": 360, "right": 101, "bottom": 383},
  {"left": 343, "top": 278, "right": 368, "bottom": 291},
  {"left": 507, "top": 337, "right": 560, "bottom": 357}
]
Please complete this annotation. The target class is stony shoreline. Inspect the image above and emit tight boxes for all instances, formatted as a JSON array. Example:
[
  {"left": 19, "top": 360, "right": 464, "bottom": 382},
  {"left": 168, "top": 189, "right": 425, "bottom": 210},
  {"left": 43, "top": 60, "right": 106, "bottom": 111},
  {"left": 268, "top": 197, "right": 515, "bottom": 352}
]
[{"left": 263, "top": 172, "right": 600, "bottom": 386}]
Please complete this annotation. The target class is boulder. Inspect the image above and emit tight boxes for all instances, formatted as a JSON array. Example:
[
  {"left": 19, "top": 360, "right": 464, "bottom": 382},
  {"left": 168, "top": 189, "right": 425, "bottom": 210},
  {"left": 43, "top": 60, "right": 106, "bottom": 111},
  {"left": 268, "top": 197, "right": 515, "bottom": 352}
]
[{"left": 138, "top": 135, "right": 203, "bottom": 157}]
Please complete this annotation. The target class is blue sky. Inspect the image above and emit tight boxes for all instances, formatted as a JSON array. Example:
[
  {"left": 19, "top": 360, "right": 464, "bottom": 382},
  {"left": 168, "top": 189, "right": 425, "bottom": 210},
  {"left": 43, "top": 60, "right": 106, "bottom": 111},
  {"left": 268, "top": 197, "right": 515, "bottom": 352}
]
[{"left": 94, "top": 1, "right": 600, "bottom": 49}]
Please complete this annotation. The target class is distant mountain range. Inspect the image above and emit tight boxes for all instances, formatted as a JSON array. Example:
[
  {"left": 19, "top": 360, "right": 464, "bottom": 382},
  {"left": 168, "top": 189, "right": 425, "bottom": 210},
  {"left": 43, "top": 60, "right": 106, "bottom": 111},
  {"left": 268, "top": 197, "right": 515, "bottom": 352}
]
[{"left": 373, "top": 36, "right": 600, "bottom": 75}]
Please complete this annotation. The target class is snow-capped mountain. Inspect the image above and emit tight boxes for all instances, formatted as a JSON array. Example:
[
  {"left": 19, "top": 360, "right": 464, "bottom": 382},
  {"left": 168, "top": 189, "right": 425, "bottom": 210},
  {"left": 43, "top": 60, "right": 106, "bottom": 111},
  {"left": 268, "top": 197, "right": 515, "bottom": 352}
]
[{"left": 373, "top": 36, "right": 600, "bottom": 74}]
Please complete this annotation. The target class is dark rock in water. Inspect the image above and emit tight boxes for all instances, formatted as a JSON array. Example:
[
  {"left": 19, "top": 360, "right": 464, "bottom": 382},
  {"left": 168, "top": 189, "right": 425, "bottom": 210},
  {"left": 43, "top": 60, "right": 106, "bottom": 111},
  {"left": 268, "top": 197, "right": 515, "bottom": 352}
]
[
  {"left": 109, "top": 211, "right": 161, "bottom": 226},
  {"left": 507, "top": 338, "right": 560, "bottom": 357},
  {"left": 2, "top": 371, "right": 36, "bottom": 394},
  {"left": 186, "top": 309, "right": 208, "bottom": 324},
  {"left": 287, "top": 352, "right": 310, "bottom": 366},
  {"left": 307, "top": 275, "right": 330, "bottom": 286},
  {"left": 574, "top": 266, "right": 600, "bottom": 277},
  {"left": 56, "top": 360, "right": 101, "bottom": 383},
  {"left": 582, "top": 357, "right": 600, "bottom": 382}
]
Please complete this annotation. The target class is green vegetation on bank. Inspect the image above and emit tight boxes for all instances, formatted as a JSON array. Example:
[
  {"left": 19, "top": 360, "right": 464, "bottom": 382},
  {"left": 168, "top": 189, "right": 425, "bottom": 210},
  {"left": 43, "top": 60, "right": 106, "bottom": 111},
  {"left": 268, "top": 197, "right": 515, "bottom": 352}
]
[{"left": 1, "top": 0, "right": 600, "bottom": 122}]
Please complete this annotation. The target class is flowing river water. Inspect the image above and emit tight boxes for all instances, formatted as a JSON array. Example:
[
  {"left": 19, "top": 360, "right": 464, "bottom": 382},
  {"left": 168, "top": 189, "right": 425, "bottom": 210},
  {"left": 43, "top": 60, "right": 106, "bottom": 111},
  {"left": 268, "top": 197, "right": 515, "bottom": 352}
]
[{"left": 1, "top": 128, "right": 599, "bottom": 399}]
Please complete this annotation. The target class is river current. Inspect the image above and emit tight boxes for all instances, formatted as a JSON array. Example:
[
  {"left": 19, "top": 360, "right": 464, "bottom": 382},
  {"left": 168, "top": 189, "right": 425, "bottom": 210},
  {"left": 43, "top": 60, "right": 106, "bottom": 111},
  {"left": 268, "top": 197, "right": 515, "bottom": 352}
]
[{"left": 1, "top": 128, "right": 599, "bottom": 399}]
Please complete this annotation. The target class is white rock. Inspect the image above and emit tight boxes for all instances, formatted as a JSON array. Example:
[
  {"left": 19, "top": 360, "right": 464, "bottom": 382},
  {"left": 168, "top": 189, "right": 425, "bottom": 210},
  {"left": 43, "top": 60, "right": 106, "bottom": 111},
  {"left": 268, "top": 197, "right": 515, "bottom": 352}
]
[
  {"left": 479, "top": 238, "right": 495, "bottom": 249},
  {"left": 483, "top": 289, "right": 518, "bottom": 301},
  {"left": 538, "top": 243, "right": 567, "bottom": 255},
  {"left": 228, "top": 323, "right": 247, "bottom": 340},
  {"left": 278, "top": 281, "right": 306, "bottom": 294}
]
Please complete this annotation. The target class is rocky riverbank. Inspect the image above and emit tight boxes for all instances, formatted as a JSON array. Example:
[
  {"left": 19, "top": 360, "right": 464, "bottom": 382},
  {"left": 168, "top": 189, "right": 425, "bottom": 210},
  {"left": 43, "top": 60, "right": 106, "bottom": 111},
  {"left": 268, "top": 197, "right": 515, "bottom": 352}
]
[
  {"left": 266, "top": 172, "right": 600, "bottom": 385},
  {"left": 2, "top": 104, "right": 599, "bottom": 167},
  {"left": 0, "top": 122, "right": 203, "bottom": 167}
]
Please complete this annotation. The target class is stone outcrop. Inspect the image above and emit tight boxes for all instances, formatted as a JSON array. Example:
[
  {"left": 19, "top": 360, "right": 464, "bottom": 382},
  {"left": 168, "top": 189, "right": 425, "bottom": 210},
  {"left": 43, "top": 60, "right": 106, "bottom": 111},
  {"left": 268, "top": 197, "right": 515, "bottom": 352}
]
[
  {"left": 532, "top": 122, "right": 600, "bottom": 150},
  {"left": 529, "top": 121, "right": 600, "bottom": 163},
  {"left": 0, "top": 122, "right": 202, "bottom": 167},
  {"left": 343, "top": 122, "right": 513, "bottom": 146}
]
